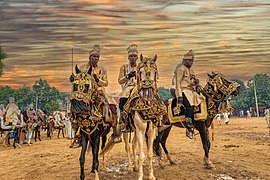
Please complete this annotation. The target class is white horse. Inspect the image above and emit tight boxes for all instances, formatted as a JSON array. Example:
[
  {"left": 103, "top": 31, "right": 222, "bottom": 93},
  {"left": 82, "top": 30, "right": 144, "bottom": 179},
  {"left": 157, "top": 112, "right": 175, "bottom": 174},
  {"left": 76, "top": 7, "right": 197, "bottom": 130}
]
[{"left": 126, "top": 54, "right": 165, "bottom": 180}]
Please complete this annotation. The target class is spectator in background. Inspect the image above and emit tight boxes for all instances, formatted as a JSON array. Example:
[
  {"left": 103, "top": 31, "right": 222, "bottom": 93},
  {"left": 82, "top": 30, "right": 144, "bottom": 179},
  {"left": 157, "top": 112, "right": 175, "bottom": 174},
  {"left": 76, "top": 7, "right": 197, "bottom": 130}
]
[
  {"left": 246, "top": 110, "right": 251, "bottom": 119},
  {"left": 264, "top": 107, "right": 270, "bottom": 128}
]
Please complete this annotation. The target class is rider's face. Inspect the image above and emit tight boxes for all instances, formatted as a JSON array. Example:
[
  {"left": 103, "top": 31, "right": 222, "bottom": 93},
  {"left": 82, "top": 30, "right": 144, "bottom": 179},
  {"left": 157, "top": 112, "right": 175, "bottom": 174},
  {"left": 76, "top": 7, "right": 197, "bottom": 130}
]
[
  {"left": 89, "top": 54, "right": 100, "bottom": 65},
  {"left": 184, "top": 59, "right": 194, "bottom": 68},
  {"left": 128, "top": 54, "right": 138, "bottom": 65}
]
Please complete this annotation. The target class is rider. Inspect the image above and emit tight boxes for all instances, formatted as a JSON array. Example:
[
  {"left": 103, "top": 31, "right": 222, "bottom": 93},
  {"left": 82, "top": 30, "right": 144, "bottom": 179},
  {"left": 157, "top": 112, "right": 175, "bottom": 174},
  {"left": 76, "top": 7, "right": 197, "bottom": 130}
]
[
  {"left": 118, "top": 44, "right": 138, "bottom": 132},
  {"left": 77, "top": 45, "right": 120, "bottom": 141},
  {"left": 174, "top": 50, "right": 202, "bottom": 139},
  {"left": 3, "top": 97, "right": 21, "bottom": 146},
  {"left": 5, "top": 97, "right": 20, "bottom": 125}
]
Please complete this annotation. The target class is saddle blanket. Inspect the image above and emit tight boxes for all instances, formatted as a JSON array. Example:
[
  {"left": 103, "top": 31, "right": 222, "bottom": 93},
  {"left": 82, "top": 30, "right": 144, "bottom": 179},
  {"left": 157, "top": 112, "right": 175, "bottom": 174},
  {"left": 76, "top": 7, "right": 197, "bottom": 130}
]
[{"left": 168, "top": 95, "right": 207, "bottom": 123}]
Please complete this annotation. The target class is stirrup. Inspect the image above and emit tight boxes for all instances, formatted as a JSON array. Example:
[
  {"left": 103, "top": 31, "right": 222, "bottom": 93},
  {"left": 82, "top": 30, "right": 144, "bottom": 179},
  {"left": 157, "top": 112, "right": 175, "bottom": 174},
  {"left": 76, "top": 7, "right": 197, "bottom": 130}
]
[
  {"left": 121, "top": 126, "right": 132, "bottom": 132},
  {"left": 186, "top": 128, "right": 194, "bottom": 139},
  {"left": 185, "top": 117, "right": 194, "bottom": 128}
]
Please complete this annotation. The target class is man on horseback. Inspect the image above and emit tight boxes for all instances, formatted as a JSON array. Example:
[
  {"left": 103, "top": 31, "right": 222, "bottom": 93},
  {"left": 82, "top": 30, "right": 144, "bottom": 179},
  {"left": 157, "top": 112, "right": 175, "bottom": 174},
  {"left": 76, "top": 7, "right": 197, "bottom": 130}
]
[
  {"left": 118, "top": 44, "right": 138, "bottom": 132},
  {"left": 71, "top": 45, "right": 120, "bottom": 141},
  {"left": 173, "top": 49, "right": 202, "bottom": 139},
  {"left": 2, "top": 97, "right": 21, "bottom": 147}
]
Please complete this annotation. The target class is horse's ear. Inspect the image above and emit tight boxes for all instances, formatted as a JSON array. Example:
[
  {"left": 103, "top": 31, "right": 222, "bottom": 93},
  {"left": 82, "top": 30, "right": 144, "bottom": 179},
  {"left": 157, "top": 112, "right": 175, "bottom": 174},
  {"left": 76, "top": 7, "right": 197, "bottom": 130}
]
[
  {"left": 140, "top": 54, "right": 143, "bottom": 62},
  {"left": 88, "top": 66, "right": 92, "bottom": 75},
  {"left": 207, "top": 73, "right": 214, "bottom": 79},
  {"left": 153, "top": 54, "right": 157, "bottom": 62},
  {"left": 75, "top": 65, "right": 81, "bottom": 74}
]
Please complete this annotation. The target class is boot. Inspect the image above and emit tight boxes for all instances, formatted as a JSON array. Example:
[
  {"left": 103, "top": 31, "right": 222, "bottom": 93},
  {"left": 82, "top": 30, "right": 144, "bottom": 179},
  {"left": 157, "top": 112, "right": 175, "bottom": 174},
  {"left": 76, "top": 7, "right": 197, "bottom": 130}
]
[{"left": 185, "top": 117, "right": 194, "bottom": 139}]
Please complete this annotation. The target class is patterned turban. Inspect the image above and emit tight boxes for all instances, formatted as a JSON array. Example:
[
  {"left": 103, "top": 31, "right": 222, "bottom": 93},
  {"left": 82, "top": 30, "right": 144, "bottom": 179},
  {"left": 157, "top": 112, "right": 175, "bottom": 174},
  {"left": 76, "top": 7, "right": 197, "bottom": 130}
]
[
  {"left": 89, "top": 45, "right": 101, "bottom": 56},
  {"left": 127, "top": 44, "right": 138, "bottom": 56},
  {"left": 183, "top": 49, "right": 194, "bottom": 60}
]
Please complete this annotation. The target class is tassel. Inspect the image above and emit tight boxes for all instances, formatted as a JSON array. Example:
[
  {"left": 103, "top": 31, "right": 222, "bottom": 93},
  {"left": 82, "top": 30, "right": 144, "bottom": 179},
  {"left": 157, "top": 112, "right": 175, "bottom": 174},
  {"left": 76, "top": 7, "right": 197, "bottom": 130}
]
[{"left": 76, "top": 127, "right": 81, "bottom": 136}]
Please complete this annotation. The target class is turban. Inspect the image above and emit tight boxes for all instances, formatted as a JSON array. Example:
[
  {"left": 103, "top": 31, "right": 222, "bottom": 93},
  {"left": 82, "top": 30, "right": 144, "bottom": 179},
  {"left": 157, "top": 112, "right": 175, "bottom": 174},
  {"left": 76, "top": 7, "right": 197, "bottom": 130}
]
[
  {"left": 9, "top": 97, "right": 15, "bottom": 103},
  {"left": 127, "top": 44, "right": 138, "bottom": 56},
  {"left": 89, "top": 45, "right": 101, "bottom": 56},
  {"left": 183, "top": 49, "right": 194, "bottom": 60}
]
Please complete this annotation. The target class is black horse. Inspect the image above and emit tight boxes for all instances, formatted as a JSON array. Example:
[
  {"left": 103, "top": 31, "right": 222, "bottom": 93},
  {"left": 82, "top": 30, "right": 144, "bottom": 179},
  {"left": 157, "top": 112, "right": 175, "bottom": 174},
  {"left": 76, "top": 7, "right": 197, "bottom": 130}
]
[
  {"left": 70, "top": 65, "right": 116, "bottom": 180},
  {"left": 154, "top": 72, "right": 241, "bottom": 168}
]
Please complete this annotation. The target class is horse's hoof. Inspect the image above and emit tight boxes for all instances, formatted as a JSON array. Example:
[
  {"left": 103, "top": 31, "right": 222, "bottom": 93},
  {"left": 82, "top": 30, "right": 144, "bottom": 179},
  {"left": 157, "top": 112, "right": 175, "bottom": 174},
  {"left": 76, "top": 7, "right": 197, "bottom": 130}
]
[
  {"left": 170, "top": 161, "right": 177, "bottom": 165},
  {"left": 134, "top": 166, "right": 139, "bottom": 172},
  {"left": 149, "top": 176, "right": 156, "bottom": 180}
]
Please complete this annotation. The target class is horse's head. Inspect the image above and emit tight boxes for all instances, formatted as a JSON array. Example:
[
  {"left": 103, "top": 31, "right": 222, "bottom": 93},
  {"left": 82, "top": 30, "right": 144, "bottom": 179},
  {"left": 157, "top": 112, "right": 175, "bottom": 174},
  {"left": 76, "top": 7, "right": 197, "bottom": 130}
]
[
  {"left": 205, "top": 72, "right": 241, "bottom": 100},
  {"left": 137, "top": 54, "right": 158, "bottom": 100},
  {"left": 70, "top": 65, "right": 97, "bottom": 112}
]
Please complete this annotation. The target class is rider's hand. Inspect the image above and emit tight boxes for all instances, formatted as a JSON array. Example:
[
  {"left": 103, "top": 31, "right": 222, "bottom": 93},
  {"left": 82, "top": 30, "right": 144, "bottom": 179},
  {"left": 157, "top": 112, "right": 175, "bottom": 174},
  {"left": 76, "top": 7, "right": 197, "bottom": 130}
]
[
  {"left": 177, "top": 97, "right": 183, "bottom": 104},
  {"left": 69, "top": 73, "right": 75, "bottom": 82},
  {"left": 93, "top": 74, "right": 99, "bottom": 83},
  {"left": 127, "top": 71, "right": 136, "bottom": 79},
  {"left": 194, "top": 78, "right": 200, "bottom": 85}
]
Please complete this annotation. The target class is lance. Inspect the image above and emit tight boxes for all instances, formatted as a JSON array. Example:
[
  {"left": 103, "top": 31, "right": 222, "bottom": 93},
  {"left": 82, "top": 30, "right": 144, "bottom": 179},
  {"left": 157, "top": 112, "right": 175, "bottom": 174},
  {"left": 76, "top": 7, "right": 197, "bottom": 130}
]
[{"left": 72, "top": 48, "right": 74, "bottom": 74}]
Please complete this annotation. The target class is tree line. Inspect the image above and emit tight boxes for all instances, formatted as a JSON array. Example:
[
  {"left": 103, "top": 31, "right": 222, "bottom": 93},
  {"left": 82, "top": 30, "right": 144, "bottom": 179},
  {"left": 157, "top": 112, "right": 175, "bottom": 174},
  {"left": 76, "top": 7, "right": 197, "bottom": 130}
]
[{"left": 0, "top": 79, "right": 68, "bottom": 114}]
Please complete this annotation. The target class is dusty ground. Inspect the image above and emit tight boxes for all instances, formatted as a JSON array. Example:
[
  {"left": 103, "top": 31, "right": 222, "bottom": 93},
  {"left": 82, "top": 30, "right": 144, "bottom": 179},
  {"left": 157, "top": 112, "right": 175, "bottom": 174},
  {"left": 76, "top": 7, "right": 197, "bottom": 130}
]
[{"left": 0, "top": 117, "right": 269, "bottom": 180}]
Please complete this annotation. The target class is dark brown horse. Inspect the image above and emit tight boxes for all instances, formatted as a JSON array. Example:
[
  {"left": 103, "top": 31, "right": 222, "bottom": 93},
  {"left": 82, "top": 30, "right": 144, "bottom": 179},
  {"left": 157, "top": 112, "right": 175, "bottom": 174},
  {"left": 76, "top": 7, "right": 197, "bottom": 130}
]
[
  {"left": 154, "top": 72, "right": 241, "bottom": 169},
  {"left": 70, "top": 65, "right": 116, "bottom": 180}
]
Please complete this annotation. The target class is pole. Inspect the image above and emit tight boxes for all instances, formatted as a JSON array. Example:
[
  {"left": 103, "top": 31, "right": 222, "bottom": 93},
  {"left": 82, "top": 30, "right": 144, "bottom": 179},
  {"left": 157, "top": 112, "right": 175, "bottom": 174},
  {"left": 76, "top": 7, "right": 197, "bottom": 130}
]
[
  {"left": 253, "top": 80, "right": 259, "bottom": 117},
  {"left": 72, "top": 48, "right": 74, "bottom": 74}
]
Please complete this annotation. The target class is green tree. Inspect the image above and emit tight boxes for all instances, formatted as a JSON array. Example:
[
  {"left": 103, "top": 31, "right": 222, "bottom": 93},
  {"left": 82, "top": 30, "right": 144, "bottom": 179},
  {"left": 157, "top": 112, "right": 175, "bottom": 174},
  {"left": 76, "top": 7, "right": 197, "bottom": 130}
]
[
  {"left": 0, "top": 46, "right": 7, "bottom": 77},
  {"left": 246, "top": 74, "right": 270, "bottom": 107},
  {"left": 32, "top": 78, "right": 68, "bottom": 113},
  {"left": 231, "top": 74, "right": 270, "bottom": 115},
  {"left": 158, "top": 87, "right": 173, "bottom": 100},
  {"left": 45, "top": 99, "right": 61, "bottom": 113},
  {"left": 14, "top": 86, "right": 34, "bottom": 110},
  {"left": 0, "top": 86, "right": 15, "bottom": 105}
]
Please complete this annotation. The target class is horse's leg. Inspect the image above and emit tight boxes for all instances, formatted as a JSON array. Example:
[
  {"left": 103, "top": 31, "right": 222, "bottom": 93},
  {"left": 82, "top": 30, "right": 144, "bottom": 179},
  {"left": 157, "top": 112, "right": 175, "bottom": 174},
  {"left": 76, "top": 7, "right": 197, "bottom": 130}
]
[
  {"left": 101, "top": 134, "right": 107, "bottom": 170},
  {"left": 16, "top": 129, "right": 21, "bottom": 148},
  {"left": 134, "top": 113, "right": 146, "bottom": 180},
  {"left": 123, "top": 132, "right": 133, "bottom": 172},
  {"left": 132, "top": 131, "right": 138, "bottom": 172},
  {"left": 91, "top": 132, "right": 100, "bottom": 180},
  {"left": 34, "top": 127, "right": 37, "bottom": 141},
  {"left": 62, "top": 127, "right": 65, "bottom": 138},
  {"left": 57, "top": 128, "right": 60, "bottom": 138},
  {"left": 38, "top": 126, "right": 41, "bottom": 141},
  {"left": 160, "top": 126, "right": 176, "bottom": 165},
  {"left": 147, "top": 124, "right": 156, "bottom": 180},
  {"left": 196, "top": 121, "right": 215, "bottom": 169},
  {"left": 79, "top": 133, "right": 88, "bottom": 180}
]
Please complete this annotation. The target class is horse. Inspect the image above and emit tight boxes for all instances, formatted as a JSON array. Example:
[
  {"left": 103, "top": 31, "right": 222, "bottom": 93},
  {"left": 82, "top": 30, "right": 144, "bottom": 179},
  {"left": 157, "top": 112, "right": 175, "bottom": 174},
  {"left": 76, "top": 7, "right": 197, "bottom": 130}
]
[
  {"left": 70, "top": 65, "right": 117, "bottom": 180},
  {"left": 123, "top": 54, "right": 165, "bottom": 180},
  {"left": 0, "top": 112, "right": 24, "bottom": 148},
  {"left": 33, "top": 109, "right": 45, "bottom": 141},
  {"left": 154, "top": 72, "right": 241, "bottom": 169}
]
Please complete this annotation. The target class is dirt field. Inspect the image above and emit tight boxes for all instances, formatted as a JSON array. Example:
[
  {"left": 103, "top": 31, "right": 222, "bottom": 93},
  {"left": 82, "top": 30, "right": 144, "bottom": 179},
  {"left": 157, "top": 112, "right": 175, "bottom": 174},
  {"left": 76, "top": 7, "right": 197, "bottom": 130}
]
[{"left": 0, "top": 117, "right": 269, "bottom": 180}]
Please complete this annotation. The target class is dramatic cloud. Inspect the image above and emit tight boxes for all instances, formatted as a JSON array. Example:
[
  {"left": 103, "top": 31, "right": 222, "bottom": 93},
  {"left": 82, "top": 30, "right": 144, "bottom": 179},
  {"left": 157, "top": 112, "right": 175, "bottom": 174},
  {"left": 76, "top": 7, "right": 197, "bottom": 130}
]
[{"left": 0, "top": 0, "right": 269, "bottom": 93}]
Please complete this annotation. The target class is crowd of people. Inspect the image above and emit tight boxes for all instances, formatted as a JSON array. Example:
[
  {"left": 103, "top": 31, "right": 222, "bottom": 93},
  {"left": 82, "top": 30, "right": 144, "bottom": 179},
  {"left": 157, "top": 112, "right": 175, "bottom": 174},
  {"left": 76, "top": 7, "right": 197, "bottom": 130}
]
[{"left": 0, "top": 98, "right": 76, "bottom": 148}]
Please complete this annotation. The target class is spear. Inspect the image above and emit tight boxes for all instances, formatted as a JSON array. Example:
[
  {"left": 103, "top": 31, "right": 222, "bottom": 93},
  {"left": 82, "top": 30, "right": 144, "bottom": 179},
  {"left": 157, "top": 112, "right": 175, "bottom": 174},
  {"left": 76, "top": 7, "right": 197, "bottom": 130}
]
[{"left": 72, "top": 48, "right": 74, "bottom": 74}]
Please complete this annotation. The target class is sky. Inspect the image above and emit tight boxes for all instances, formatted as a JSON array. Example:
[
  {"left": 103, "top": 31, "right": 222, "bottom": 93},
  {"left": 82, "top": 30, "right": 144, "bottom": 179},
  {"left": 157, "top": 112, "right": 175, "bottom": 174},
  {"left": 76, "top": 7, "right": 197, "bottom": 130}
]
[{"left": 0, "top": 0, "right": 269, "bottom": 94}]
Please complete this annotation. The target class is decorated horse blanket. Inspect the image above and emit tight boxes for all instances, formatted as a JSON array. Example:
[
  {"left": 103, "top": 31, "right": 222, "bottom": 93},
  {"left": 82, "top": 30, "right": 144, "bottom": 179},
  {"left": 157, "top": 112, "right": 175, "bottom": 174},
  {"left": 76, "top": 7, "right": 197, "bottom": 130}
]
[{"left": 168, "top": 94, "right": 207, "bottom": 123}]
